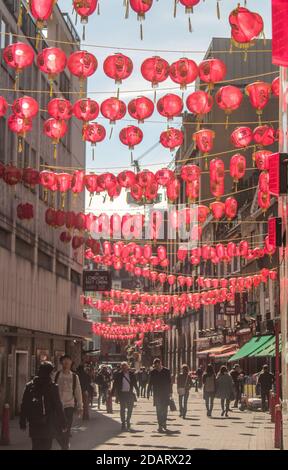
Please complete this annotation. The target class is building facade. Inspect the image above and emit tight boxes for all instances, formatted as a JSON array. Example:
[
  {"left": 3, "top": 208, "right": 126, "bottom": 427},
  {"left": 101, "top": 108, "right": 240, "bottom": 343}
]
[
  {"left": 165, "top": 38, "right": 279, "bottom": 374},
  {"left": 0, "top": 1, "right": 91, "bottom": 414}
]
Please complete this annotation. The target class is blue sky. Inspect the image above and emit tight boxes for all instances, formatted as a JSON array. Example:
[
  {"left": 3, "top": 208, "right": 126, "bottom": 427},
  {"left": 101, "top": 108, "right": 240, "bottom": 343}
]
[{"left": 57, "top": 1, "right": 272, "bottom": 213}]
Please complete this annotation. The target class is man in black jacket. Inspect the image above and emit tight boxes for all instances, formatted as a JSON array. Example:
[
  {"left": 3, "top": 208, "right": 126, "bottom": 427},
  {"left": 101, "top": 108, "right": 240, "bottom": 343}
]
[
  {"left": 257, "top": 364, "right": 275, "bottom": 411},
  {"left": 112, "top": 362, "right": 139, "bottom": 431},
  {"left": 20, "top": 362, "right": 66, "bottom": 450},
  {"left": 147, "top": 358, "right": 172, "bottom": 433}
]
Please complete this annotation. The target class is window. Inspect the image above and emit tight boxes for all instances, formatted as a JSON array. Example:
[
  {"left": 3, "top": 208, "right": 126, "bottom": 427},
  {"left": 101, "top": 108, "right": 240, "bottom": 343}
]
[
  {"left": 38, "top": 249, "right": 52, "bottom": 272},
  {"left": 71, "top": 269, "right": 81, "bottom": 286},
  {"left": 56, "top": 260, "right": 68, "bottom": 279},
  {"left": 15, "top": 236, "right": 34, "bottom": 262},
  {"left": 0, "top": 227, "right": 11, "bottom": 250}
]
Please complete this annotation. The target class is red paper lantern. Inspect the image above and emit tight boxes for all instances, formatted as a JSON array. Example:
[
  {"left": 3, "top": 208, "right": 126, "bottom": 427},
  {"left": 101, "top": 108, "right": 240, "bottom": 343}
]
[
  {"left": 71, "top": 170, "right": 85, "bottom": 195},
  {"left": 17, "top": 203, "right": 34, "bottom": 221},
  {"left": 30, "top": 0, "right": 55, "bottom": 25},
  {"left": 196, "top": 205, "right": 210, "bottom": 224},
  {"left": 43, "top": 118, "right": 68, "bottom": 160},
  {"left": 166, "top": 178, "right": 180, "bottom": 202},
  {"left": 119, "top": 126, "right": 143, "bottom": 150},
  {"left": 253, "top": 125, "right": 275, "bottom": 147},
  {"left": 128, "top": 96, "right": 154, "bottom": 123},
  {"left": 229, "top": 6, "right": 264, "bottom": 54},
  {"left": 253, "top": 149, "right": 272, "bottom": 170},
  {"left": 246, "top": 81, "right": 271, "bottom": 122},
  {"left": 3, "top": 43, "right": 34, "bottom": 86},
  {"left": 186, "top": 181, "right": 199, "bottom": 203},
  {"left": 130, "top": 184, "right": 143, "bottom": 202},
  {"left": 230, "top": 154, "right": 246, "bottom": 183},
  {"left": 67, "top": 50, "right": 98, "bottom": 92},
  {"left": 0, "top": 97, "right": 8, "bottom": 117},
  {"left": 73, "top": 0, "right": 98, "bottom": 39},
  {"left": 210, "top": 201, "right": 225, "bottom": 221},
  {"left": 22, "top": 168, "right": 39, "bottom": 188},
  {"left": 225, "top": 197, "right": 238, "bottom": 220},
  {"left": 101, "top": 97, "right": 126, "bottom": 124},
  {"left": 271, "top": 76, "right": 279, "bottom": 97},
  {"left": 160, "top": 128, "right": 183, "bottom": 151},
  {"left": 82, "top": 122, "right": 106, "bottom": 145},
  {"left": 157, "top": 94, "right": 183, "bottom": 121},
  {"left": 98, "top": 173, "right": 117, "bottom": 191},
  {"left": 258, "top": 190, "right": 270, "bottom": 212},
  {"left": 137, "top": 170, "right": 155, "bottom": 188},
  {"left": 141, "top": 56, "right": 170, "bottom": 88},
  {"left": 8, "top": 115, "right": 32, "bottom": 152},
  {"left": 3, "top": 165, "right": 22, "bottom": 186},
  {"left": 181, "top": 164, "right": 200, "bottom": 183},
  {"left": 129, "top": 0, "right": 153, "bottom": 39},
  {"left": 169, "top": 58, "right": 198, "bottom": 90},
  {"left": 193, "top": 129, "right": 215, "bottom": 167},
  {"left": 37, "top": 47, "right": 67, "bottom": 95},
  {"left": 12, "top": 96, "right": 39, "bottom": 119},
  {"left": 198, "top": 58, "right": 227, "bottom": 89},
  {"left": 155, "top": 168, "right": 175, "bottom": 186},
  {"left": 259, "top": 172, "right": 269, "bottom": 193},
  {"left": 210, "top": 158, "right": 225, "bottom": 199},
  {"left": 84, "top": 173, "right": 98, "bottom": 196},
  {"left": 231, "top": 126, "right": 253, "bottom": 148},
  {"left": 73, "top": 98, "right": 99, "bottom": 124},
  {"left": 215, "top": 85, "right": 243, "bottom": 127},
  {"left": 39, "top": 170, "right": 57, "bottom": 193},
  {"left": 103, "top": 53, "right": 133, "bottom": 84},
  {"left": 48, "top": 98, "right": 73, "bottom": 120},
  {"left": 186, "top": 91, "right": 213, "bottom": 121},
  {"left": 117, "top": 170, "right": 136, "bottom": 188}
]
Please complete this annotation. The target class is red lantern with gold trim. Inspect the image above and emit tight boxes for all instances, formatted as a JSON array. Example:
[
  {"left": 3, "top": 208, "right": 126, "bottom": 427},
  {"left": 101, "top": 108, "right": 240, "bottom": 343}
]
[
  {"left": 198, "top": 58, "right": 226, "bottom": 90},
  {"left": 253, "top": 125, "right": 275, "bottom": 147},
  {"left": 210, "top": 201, "right": 225, "bottom": 221},
  {"left": 119, "top": 125, "right": 143, "bottom": 150},
  {"left": 230, "top": 153, "right": 246, "bottom": 184},
  {"left": 128, "top": 96, "right": 154, "bottom": 123},
  {"left": 229, "top": 5, "right": 264, "bottom": 56},
  {"left": 129, "top": 0, "right": 153, "bottom": 40},
  {"left": 73, "top": 0, "right": 98, "bottom": 39},
  {"left": 186, "top": 91, "right": 213, "bottom": 123},
  {"left": 48, "top": 98, "right": 73, "bottom": 120},
  {"left": 12, "top": 96, "right": 39, "bottom": 120},
  {"left": 169, "top": 58, "right": 198, "bottom": 90},
  {"left": 67, "top": 50, "right": 98, "bottom": 94},
  {"left": 246, "top": 81, "right": 271, "bottom": 123},
  {"left": 157, "top": 94, "right": 183, "bottom": 121},
  {"left": 101, "top": 97, "right": 126, "bottom": 124},
  {"left": 37, "top": 47, "right": 67, "bottom": 96},
  {"left": 231, "top": 126, "right": 253, "bottom": 148},
  {"left": 141, "top": 56, "right": 169, "bottom": 100},
  {"left": 271, "top": 77, "right": 279, "bottom": 97},
  {"left": 8, "top": 115, "right": 32, "bottom": 153},
  {"left": 160, "top": 128, "right": 183, "bottom": 151},
  {"left": 210, "top": 158, "right": 225, "bottom": 200},
  {"left": 3, "top": 42, "right": 34, "bottom": 89},
  {"left": 225, "top": 197, "right": 238, "bottom": 220},
  {"left": 215, "top": 85, "right": 243, "bottom": 128},
  {"left": 253, "top": 149, "right": 272, "bottom": 170},
  {"left": 178, "top": 0, "right": 200, "bottom": 32},
  {"left": 43, "top": 118, "right": 68, "bottom": 160},
  {"left": 103, "top": 53, "right": 133, "bottom": 85},
  {"left": 0, "top": 97, "right": 8, "bottom": 117}
]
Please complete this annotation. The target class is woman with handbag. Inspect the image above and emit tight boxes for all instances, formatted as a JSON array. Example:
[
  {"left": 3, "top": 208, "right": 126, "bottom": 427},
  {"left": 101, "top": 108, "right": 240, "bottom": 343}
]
[
  {"left": 203, "top": 364, "right": 216, "bottom": 417},
  {"left": 216, "top": 365, "right": 235, "bottom": 417},
  {"left": 177, "top": 364, "right": 193, "bottom": 419}
]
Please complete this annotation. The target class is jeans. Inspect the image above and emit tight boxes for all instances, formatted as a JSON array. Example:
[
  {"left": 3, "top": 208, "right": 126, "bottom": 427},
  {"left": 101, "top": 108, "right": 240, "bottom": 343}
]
[
  {"left": 221, "top": 399, "right": 230, "bottom": 413},
  {"left": 119, "top": 392, "right": 134, "bottom": 425},
  {"left": 155, "top": 398, "right": 168, "bottom": 429},
  {"left": 205, "top": 395, "right": 214, "bottom": 414},
  {"left": 179, "top": 392, "right": 189, "bottom": 417},
  {"left": 56, "top": 407, "right": 74, "bottom": 450},
  {"left": 261, "top": 390, "right": 270, "bottom": 411},
  {"left": 31, "top": 438, "right": 52, "bottom": 450}
]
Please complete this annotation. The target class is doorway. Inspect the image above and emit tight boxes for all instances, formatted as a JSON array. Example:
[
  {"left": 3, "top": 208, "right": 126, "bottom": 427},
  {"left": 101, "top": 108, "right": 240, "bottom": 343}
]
[{"left": 15, "top": 351, "right": 28, "bottom": 414}]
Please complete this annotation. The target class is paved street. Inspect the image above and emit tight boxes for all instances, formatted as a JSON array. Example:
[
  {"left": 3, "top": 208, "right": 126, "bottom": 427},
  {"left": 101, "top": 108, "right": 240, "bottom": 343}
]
[{"left": 1, "top": 391, "right": 276, "bottom": 451}]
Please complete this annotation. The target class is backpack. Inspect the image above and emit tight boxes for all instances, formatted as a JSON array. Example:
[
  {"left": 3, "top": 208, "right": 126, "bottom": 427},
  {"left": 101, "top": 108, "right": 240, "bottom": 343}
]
[
  {"left": 55, "top": 371, "right": 77, "bottom": 398},
  {"left": 28, "top": 385, "right": 49, "bottom": 425}
]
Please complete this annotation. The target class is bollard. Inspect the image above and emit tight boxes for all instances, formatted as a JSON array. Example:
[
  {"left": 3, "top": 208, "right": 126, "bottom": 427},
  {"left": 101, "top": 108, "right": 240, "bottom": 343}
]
[
  {"left": 274, "top": 404, "right": 283, "bottom": 449},
  {"left": 0, "top": 403, "right": 10, "bottom": 445},
  {"left": 270, "top": 392, "right": 276, "bottom": 423}
]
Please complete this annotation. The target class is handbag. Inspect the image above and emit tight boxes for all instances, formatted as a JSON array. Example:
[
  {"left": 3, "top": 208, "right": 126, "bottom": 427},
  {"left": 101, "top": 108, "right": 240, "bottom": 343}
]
[{"left": 169, "top": 398, "right": 177, "bottom": 412}]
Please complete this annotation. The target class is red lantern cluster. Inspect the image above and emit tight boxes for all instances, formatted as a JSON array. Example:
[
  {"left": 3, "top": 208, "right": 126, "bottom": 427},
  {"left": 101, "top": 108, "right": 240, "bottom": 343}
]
[{"left": 17, "top": 203, "right": 34, "bottom": 221}]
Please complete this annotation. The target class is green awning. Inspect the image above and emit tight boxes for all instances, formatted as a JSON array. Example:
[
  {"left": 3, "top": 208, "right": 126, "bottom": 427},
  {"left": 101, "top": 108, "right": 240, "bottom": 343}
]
[
  {"left": 228, "top": 335, "right": 273, "bottom": 362},
  {"left": 252, "top": 335, "right": 282, "bottom": 357}
]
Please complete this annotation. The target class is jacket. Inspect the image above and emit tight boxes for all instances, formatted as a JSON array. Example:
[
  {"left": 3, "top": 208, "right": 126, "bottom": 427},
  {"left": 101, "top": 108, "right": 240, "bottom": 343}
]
[
  {"left": 216, "top": 373, "right": 235, "bottom": 400},
  {"left": 19, "top": 377, "right": 66, "bottom": 439},
  {"left": 203, "top": 373, "right": 216, "bottom": 398},
  {"left": 148, "top": 367, "right": 172, "bottom": 405},
  {"left": 176, "top": 373, "right": 193, "bottom": 392},
  {"left": 257, "top": 371, "right": 274, "bottom": 391},
  {"left": 112, "top": 371, "right": 139, "bottom": 398}
]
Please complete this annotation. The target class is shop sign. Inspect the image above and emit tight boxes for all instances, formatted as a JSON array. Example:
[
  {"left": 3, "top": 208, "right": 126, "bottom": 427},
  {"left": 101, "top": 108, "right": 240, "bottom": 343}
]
[{"left": 83, "top": 270, "right": 112, "bottom": 292}]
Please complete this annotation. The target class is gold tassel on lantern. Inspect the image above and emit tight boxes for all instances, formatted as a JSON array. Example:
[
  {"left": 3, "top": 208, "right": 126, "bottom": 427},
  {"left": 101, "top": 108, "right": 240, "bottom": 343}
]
[
  {"left": 188, "top": 16, "right": 192, "bottom": 33},
  {"left": 174, "top": 0, "right": 177, "bottom": 18},
  {"left": 53, "top": 143, "right": 57, "bottom": 161},
  {"left": 140, "top": 22, "right": 143, "bottom": 41},
  {"left": 18, "top": 136, "right": 23, "bottom": 153},
  {"left": 216, "top": 1, "right": 220, "bottom": 20},
  {"left": 17, "top": 1, "right": 23, "bottom": 27},
  {"left": 61, "top": 193, "right": 65, "bottom": 209},
  {"left": 225, "top": 114, "right": 229, "bottom": 130},
  {"left": 97, "top": 1, "right": 100, "bottom": 15},
  {"left": 125, "top": 0, "right": 129, "bottom": 19}
]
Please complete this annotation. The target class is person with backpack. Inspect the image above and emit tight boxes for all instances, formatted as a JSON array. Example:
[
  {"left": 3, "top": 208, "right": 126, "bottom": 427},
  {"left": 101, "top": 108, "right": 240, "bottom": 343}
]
[
  {"left": 54, "top": 354, "right": 83, "bottom": 450},
  {"left": 19, "top": 362, "right": 66, "bottom": 450},
  {"left": 177, "top": 364, "right": 193, "bottom": 419},
  {"left": 203, "top": 364, "right": 216, "bottom": 417}
]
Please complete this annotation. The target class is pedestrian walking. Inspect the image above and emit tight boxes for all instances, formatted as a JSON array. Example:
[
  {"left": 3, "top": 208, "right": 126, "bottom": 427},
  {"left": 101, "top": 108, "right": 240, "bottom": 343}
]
[
  {"left": 177, "top": 364, "right": 193, "bottom": 419},
  {"left": 202, "top": 364, "right": 216, "bottom": 417},
  {"left": 257, "top": 364, "right": 275, "bottom": 411},
  {"left": 96, "top": 367, "right": 111, "bottom": 409},
  {"left": 230, "top": 364, "right": 242, "bottom": 408},
  {"left": 196, "top": 365, "right": 203, "bottom": 390},
  {"left": 54, "top": 354, "right": 83, "bottom": 449},
  {"left": 138, "top": 367, "right": 149, "bottom": 398},
  {"left": 19, "top": 362, "right": 66, "bottom": 450},
  {"left": 112, "top": 362, "right": 139, "bottom": 431},
  {"left": 216, "top": 365, "right": 235, "bottom": 417},
  {"left": 77, "top": 365, "right": 93, "bottom": 420},
  {"left": 147, "top": 358, "right": 172, "bottom": 433}
]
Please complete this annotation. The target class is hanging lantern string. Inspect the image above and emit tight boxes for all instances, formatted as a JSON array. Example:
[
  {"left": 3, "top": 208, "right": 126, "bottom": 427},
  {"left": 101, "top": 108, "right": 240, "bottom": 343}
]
[
  {"left": 0, "top": 30, "right": 272, "bottom": 55},
  {"left": 0, "top": 70, "right": 278, "bottom": 97}
]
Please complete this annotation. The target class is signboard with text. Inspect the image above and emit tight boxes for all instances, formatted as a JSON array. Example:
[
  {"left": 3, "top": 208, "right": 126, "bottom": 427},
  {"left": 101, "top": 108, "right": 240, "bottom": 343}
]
[{"left": 83, "top": 270, "right": 112, "bottom": 292}]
